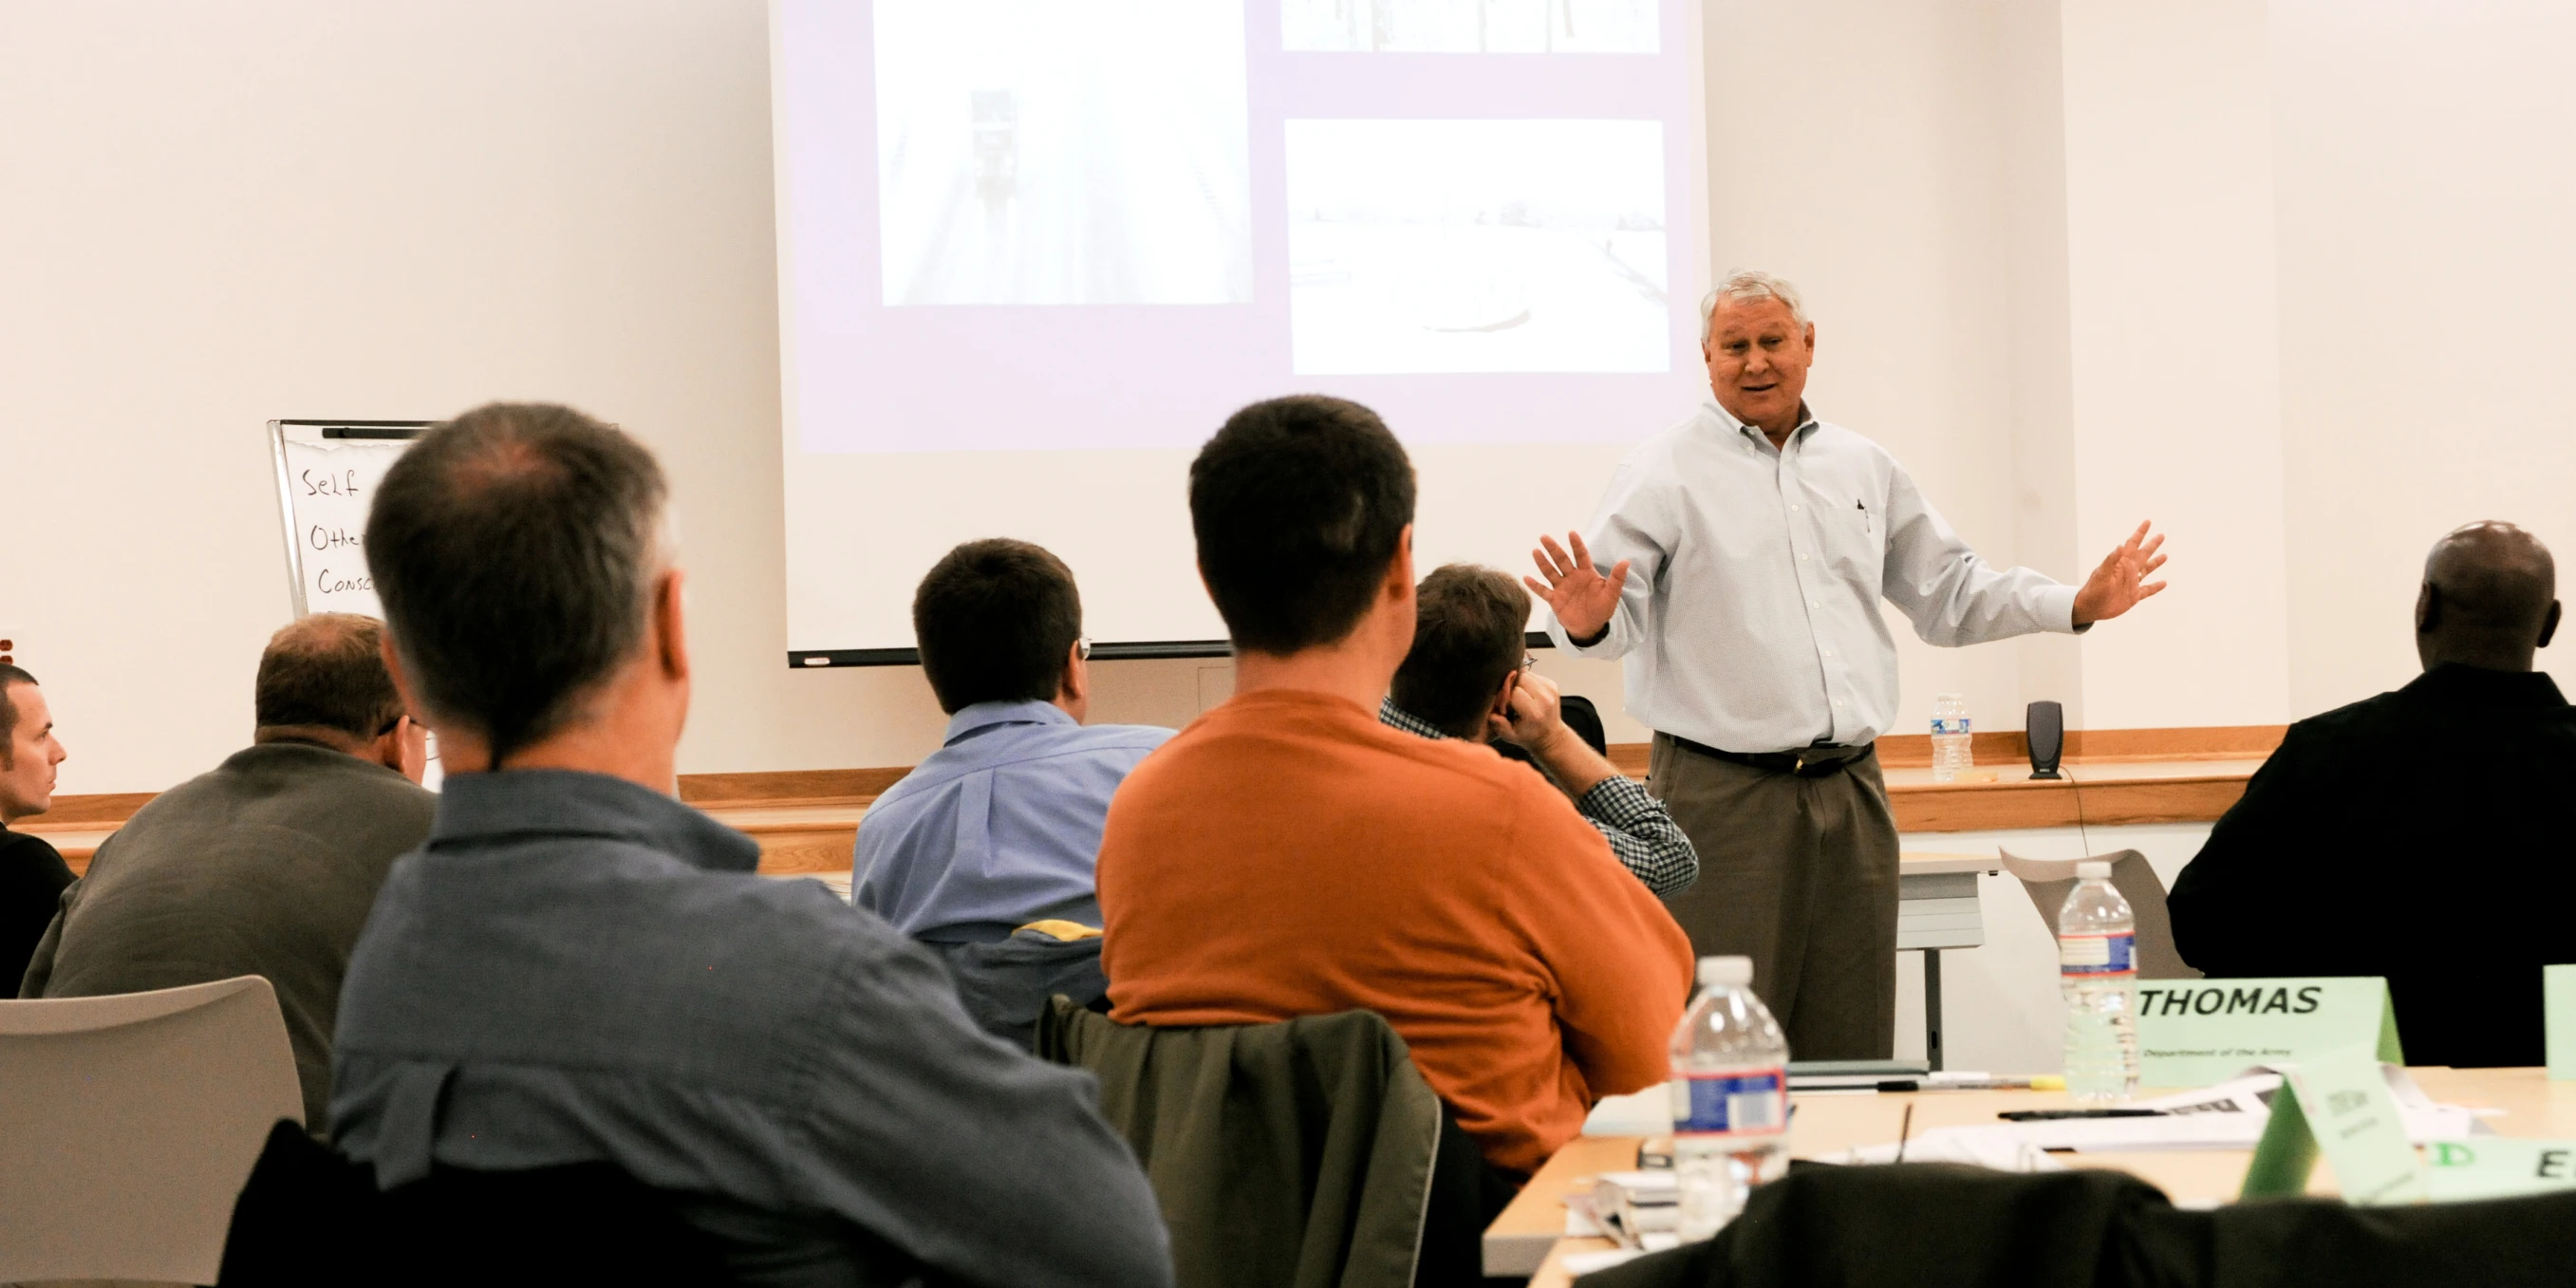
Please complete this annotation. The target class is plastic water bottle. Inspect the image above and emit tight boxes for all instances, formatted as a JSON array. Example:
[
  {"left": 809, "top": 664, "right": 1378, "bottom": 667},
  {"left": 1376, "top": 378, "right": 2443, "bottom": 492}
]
[
  {"left": 1930, "top": 693, "right": 1972, "bottom": 783},
  {"left": 1670, "top": 956, "right": 1790, "bottom": 1241},
  {"left": 2059, "top": 860, "right": 2140, "bottom": 1101}
]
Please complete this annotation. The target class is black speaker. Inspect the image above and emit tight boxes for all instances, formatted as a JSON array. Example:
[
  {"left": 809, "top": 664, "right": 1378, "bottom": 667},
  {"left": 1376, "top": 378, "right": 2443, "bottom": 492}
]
[{"left": 2026, "top": 700, "right": 2064, "bottom": 779}]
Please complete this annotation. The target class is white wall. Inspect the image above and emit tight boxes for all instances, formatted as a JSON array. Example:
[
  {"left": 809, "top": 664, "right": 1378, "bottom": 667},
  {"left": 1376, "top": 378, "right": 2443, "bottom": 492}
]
[
  {"left": 2269, "top": 0, "right": 2576, "bottom": 715},
  {"left": 8, "top": 0, "right": 2572, "bottom": 796}
]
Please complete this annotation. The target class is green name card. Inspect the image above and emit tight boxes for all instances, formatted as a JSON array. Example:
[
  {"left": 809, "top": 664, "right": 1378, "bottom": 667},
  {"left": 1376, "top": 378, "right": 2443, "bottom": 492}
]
[
  {"left": 2135, "top": 978, "right": 2403, "bottom": 1090},
  {"left": 2239, "top": 1052, "right": 2426, "bottom": 1205},
  {"left": 2426, "top": 1139, "right": 2576, "bottom": 1202},
  {"left": 2545, "top": 965, "right": 2576, "bottom": 1081}
]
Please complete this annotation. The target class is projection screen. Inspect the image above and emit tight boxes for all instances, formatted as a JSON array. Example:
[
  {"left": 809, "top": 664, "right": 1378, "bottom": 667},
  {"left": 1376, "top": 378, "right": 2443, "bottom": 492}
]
[{"left": 771, "top": 0, "right": 1708, "bottom": 663}]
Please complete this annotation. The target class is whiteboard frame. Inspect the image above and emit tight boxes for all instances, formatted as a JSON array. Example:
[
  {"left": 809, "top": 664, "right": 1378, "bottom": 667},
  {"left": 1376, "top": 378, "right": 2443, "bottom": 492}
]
[{"left": 269, "top": 420, "right": 434, "bottom": 617}]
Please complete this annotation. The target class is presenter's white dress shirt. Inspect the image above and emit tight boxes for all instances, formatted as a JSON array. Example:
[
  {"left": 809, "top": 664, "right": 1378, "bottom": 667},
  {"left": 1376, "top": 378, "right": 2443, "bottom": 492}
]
[{"left": 1547, "top": 401, "right": 2081, "bottom": 754}]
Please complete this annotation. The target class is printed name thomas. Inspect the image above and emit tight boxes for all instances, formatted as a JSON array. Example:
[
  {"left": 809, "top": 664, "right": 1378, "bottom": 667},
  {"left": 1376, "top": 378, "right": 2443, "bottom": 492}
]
[{"left": 2137, "top": 985, "right": 2325, "bottom": 1017}]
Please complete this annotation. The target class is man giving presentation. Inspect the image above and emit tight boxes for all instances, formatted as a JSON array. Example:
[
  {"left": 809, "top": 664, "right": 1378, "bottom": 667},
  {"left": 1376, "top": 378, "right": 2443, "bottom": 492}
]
[{"left": 1531, "top": 270, "right": 2167, "bottom": 1059}]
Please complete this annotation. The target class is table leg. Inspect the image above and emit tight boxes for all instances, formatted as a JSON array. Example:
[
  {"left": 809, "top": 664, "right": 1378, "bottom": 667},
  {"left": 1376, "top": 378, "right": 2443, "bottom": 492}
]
[{"left": 1923, "top": 948, "right": 1944, "bottom": 1073}]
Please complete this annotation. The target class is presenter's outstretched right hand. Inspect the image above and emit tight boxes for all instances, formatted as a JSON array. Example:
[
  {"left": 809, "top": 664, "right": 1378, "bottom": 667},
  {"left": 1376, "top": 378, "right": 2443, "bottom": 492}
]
[{"left": 1527, "top": 532, "right": 1631, "bottom": 645}]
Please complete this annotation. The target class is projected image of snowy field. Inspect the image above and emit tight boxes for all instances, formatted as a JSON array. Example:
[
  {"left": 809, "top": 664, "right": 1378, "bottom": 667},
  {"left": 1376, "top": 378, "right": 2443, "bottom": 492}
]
[
  {"left": 1286, "top": 119, "right": 1669, "bottom": 375},
  {"left": 1282, "top": 0, "right": 1658, "bottom": 53},
  {"left": 874, "top": 0, "right": 1254, "bottom": 306}
]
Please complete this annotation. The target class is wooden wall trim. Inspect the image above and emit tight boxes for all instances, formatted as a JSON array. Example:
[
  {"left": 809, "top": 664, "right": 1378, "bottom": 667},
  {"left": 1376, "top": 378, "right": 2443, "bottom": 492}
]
[{"left": 25, "top": 724, "right": 2278, "bottom": 860}]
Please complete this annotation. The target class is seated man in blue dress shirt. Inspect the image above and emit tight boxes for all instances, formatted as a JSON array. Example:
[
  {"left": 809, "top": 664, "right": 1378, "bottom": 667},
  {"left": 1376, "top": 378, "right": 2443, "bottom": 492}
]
[
  {"left": 333, "top": 404, "right": 1170, "bottom": 1287},
  {"left": 856, "top": 539, "right": 1172, "bottom": 1041}
]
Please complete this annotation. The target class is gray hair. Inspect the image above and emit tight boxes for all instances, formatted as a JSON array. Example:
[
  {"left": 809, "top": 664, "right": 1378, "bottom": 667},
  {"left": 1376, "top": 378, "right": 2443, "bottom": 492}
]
[{"left": 1699, "top": 270, "right": 1809, "bottom": 342}]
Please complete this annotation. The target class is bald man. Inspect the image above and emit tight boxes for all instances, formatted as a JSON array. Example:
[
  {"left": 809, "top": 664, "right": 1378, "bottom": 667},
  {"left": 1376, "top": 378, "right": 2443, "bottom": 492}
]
[
  {"left": 20, "top": 614, "right": 432, "bottom": 1133},
  {"left": 2171, "top": 522, "right": 2575, "bottom": 1067}
]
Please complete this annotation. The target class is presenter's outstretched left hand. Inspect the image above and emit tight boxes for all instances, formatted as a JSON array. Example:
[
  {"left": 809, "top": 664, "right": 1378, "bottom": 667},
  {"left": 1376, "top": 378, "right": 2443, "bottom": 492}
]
[{"left": 2072, "top": 521, "right": 2170, "bottom": 626}]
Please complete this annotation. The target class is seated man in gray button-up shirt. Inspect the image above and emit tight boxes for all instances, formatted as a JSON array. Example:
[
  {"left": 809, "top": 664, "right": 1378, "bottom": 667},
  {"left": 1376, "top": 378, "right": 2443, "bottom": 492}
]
[{"left": 333, "top": 402, "right": 1171, "bottom": 1287}]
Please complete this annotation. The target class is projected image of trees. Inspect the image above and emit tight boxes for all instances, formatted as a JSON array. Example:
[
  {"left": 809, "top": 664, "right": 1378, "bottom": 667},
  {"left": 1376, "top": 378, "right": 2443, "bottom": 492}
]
[
  {"left": 1286, "top": 119, "right": 1669, "bottom": 375},
  {"left": 1282, "top": 0, "right": 1657, "bottom": 53},
  {"left": 874, "top": 0, "right": 1255, "bottom": 306}
]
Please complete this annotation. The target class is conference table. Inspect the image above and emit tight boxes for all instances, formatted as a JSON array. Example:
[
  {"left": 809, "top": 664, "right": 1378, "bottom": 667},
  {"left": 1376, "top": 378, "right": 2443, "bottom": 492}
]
[{"left": 1486, "top": 1068, "right": 2576, "bottom": 1286}]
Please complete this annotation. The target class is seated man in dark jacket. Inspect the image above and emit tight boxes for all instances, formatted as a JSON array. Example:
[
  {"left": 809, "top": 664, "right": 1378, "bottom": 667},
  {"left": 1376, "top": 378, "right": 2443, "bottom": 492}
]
[
  {"left": 2170, "top": 521, "right": 2575, "bottom": 1067},
  {"left": 21, "top": 613, "right": 433, "bottom": 1134}
]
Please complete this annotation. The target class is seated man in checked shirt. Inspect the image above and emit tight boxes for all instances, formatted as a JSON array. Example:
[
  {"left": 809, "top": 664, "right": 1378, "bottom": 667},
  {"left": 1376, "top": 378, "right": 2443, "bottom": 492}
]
[{"left": 1382, "top": 564, "right": 1698, "bottom": 896}]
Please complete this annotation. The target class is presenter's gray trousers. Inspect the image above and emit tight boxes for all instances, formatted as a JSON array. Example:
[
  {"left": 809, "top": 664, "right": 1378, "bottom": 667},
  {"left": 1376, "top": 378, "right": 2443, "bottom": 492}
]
[{"left": 1646, "top": 736, "right": 1898, "bottom": 1061}]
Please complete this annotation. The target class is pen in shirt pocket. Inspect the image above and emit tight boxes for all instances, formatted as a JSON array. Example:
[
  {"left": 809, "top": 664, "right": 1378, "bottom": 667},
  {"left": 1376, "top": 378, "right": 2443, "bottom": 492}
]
[{"left": 1856, "top": 498, "right": 1873, "bottom": 533}]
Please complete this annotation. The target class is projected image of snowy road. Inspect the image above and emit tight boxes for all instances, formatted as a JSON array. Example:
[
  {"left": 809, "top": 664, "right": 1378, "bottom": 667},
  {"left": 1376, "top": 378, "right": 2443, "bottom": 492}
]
[
  {"left": 874, "top": 0, "right": 1254, "bottom": 306},
  {"left": 1287, "top": 119, "right": 1670, "bottom": 375}
]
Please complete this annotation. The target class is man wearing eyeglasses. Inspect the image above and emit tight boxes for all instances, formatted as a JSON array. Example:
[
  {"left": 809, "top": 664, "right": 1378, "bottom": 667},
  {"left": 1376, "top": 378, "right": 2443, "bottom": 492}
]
[
  {"left": 855, "top": 539, "right": 1173, "bottom": 1042},
  {"left": 1380, "top": 564, "right": 1697, "bottom": 896},
  {"left": 20, "top": 613, "right": 432, "bottom": 1135}
]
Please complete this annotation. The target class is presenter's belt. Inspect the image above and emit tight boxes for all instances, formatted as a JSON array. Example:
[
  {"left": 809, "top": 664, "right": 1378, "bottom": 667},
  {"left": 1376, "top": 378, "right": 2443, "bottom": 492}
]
[{"left": 1666, "top": 736, "right": 1872, "bottom": 778}]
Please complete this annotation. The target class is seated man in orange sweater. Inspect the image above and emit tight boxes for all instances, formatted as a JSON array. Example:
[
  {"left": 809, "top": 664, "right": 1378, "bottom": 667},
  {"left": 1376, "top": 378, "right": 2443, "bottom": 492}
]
[{"left": 1097, "top": 393, "right": 1694, "bottom": 1180}]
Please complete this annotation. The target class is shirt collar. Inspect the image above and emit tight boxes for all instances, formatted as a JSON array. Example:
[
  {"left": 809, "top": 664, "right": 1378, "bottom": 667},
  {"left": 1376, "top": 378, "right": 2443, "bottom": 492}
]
[
  {"left": 2404, "top": 663, "right": 2569, "bottom": 707},
  {"left": 427, "top": 769, "right": 760, "bottom": 874},
  {"left": 1377, "top": 696, "right": 1453, "bottom": 741},
  {"left": 1707, "top": 398, "right": 1820, "bottom": 451},
  {"left": 944, "top": 699, "right": 1077, "bottom": 743}
]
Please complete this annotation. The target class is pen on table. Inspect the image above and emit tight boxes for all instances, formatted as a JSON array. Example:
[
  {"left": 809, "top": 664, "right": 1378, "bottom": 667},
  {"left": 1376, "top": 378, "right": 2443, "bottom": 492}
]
[
  {"left": 1873, "top": 1073, "right": 2066, "bottom": 1092},
  {"left": 1894, "top": 1102, "right": 1914, "bottom": 1164}
]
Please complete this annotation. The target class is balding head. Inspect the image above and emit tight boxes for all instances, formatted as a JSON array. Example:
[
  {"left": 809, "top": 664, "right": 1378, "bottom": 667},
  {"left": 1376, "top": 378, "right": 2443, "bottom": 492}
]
[
  {"left": 255, "top": 613, "right": 406, "bottom": 745},
  {"left": 2415, "top": 522, "right": 2561, "bottom": 672}
]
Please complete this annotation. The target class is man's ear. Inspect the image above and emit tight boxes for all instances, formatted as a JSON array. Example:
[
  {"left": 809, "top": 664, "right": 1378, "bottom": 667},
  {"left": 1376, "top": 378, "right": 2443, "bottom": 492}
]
[
  {"left": 2415, "top": 583, "right": 2439, "bottom": 635},
  {"left": 1059, "top": 638, "right": 1091, "bottom": 705},
  {"left": 379, "top": 633, "right": 421, "bottom": 716},
  {"left": 655, "top": 568, "right": 692, "bottom": 681},
  {"left": 2542, "top": 601, "right": 2563, "bottom": 650},
  {"left": 1386, "top": 524, "right": 1416, "bottom": 599}
]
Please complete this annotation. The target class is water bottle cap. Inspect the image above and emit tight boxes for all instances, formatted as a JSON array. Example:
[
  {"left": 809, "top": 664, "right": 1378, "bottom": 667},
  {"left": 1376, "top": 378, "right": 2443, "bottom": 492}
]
[
  {"left": 2076, "top": 859, "right": 2113, "bottom": 879},
  {"left": 1697, "top": 955, "right": 1753, "bottom": 988}
]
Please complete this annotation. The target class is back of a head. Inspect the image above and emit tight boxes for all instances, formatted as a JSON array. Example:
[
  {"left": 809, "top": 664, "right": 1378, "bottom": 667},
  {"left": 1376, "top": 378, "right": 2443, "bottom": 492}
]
[
  {"left": 0, "top": 663, "right": 33, "bottom": 769},
  {"left": 1189, "top": 395, "right": 1416, "bottom": 654},
  {"left": 255, "top": 614, "right": 405, "bottom": 743},
  {"left": 364, "top": 403, "right": 668, "bottom": 763},
  {"left": 912, "top": 538, "right": 1082, "bottom": 715},
  {"left": 1391, "top": 565, "right": 1531, "bottom": 738},
  {"left": 2420, "top": 521, "right": 2558, "bottom": 668}
]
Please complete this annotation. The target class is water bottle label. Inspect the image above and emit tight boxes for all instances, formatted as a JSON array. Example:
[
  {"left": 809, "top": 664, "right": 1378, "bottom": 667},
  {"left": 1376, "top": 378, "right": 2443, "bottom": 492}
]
[
  {"left": 1671, "top": 1067, "right": 1787, "bottom": 1137},
  {"left": 1931, "top": 717, "right": 1970, "bottom": 736},
  {"left": 2060, "top": 931, "right": 2136, "bottom": 975}
]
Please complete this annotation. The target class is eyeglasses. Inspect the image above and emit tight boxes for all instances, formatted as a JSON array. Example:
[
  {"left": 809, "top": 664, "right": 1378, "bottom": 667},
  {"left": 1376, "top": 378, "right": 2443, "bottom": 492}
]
[
  {"left": 1077, "top": 637, "right": 1093, "bottom": 662},
  {"left": 1518, "top": 654, "right": 1538, "bottom": 674}
]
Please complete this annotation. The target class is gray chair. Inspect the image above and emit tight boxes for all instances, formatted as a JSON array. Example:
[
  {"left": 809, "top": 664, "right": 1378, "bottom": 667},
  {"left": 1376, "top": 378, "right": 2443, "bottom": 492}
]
[
  {"left": 0, "top": 975, "right": 302, "bottom": 1285},
  {"left": 1998, "top": 848, "right": 2201, "bottom": 980}
]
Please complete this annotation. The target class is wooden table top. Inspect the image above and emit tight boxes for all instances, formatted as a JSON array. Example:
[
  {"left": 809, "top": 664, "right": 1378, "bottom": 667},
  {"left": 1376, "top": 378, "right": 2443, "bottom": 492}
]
[{"left": 1496, "top": 1068, "right": 2576, "bottom": 1287}]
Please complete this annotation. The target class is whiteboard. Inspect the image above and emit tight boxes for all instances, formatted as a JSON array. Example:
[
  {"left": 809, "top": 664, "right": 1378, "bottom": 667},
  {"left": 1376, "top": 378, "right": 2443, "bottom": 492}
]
[{"left": 267, "top": 420, "right": 431, "bottom": 618}]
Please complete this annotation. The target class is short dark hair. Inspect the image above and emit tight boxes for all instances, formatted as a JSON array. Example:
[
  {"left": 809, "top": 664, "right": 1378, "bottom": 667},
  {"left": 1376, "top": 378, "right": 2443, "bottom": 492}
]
[
  {"left": 0, "top": 663, "right": 35, "bottom": 769},
  {"left": 1391, "top": 565, "right": 1531, "bottom": 739},
  {"left": 1189, "top": 396, "right": 1416, "bottom": 654},
  {"left": 255, "top": 614, "right": 406, "bottom": 740},
  {"left": 913, "top": 539, "right": 1083, "bottom": 715},
  {"left": 365, "top": 402, "right": 667, "bottom": 763}
]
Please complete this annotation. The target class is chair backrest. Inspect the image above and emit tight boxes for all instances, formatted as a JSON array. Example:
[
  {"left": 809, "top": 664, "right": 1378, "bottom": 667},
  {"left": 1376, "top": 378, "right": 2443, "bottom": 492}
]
[
  {"left": 0, "top": 975, "right": 304, "bottom": 1284},
  {"left": 1999, "top": 849, "right": 2201, "bottom": 980},
  {"left": 1036, "top": 1000, "right": 1450, "bottom": 1288}
]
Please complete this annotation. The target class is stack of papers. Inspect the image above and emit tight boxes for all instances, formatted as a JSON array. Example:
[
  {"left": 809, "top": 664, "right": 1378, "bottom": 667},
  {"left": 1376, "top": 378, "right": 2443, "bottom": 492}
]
[{"left": 1818, "top": 1067, "right": 2486, "bottom": 1167}]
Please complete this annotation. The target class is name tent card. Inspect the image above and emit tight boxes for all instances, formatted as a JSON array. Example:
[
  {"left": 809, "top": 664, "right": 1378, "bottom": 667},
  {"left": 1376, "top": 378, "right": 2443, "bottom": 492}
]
[
  {"left": 2134, "top": 978, "right": 2403, "bottom": 1090},
  {"left": 2545, "top": 965, "right": 2576, "bottom": 1081},
  {"left": 2238, "top": 1055, "right": 2427, "bottom": 1206},
  {"left": 2427, "top": 1139, "right": 2576, "bottom": 1202}
]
